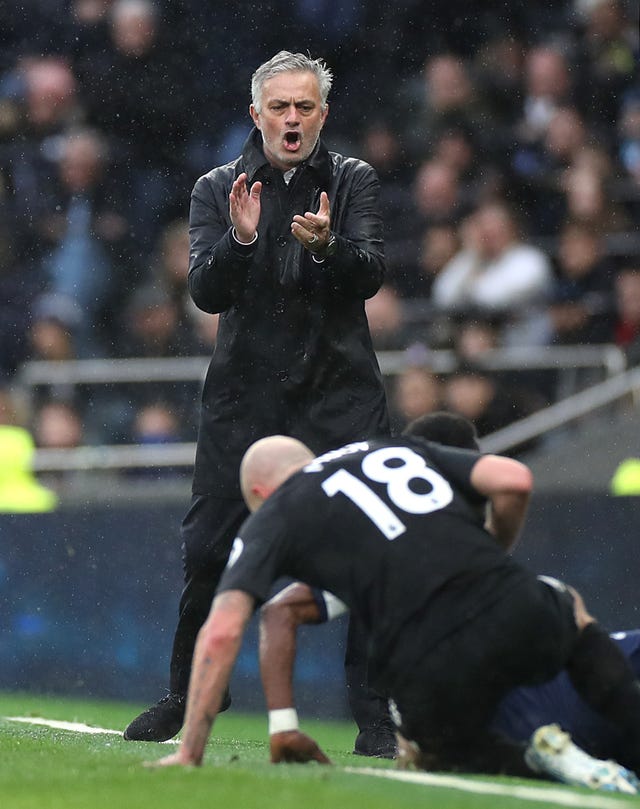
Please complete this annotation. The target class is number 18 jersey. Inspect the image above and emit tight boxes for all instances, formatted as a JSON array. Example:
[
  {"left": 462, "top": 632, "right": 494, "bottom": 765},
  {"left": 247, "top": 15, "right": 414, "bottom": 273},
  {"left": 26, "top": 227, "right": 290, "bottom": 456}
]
[{"left": 219, "top": 436, "right": 533, "bottom": 681}]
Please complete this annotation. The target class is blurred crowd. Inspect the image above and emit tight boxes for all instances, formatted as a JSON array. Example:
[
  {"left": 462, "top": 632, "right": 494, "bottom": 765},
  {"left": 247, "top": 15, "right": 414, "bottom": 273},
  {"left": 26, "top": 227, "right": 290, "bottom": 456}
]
[{"left": 0, "top": 0, "right": 638, "bottom": 466}]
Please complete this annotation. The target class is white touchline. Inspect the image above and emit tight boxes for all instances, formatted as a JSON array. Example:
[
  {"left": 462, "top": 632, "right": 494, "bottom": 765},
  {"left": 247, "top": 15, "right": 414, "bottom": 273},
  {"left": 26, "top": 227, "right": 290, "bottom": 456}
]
[
  {"left": 345, "top": 767, "right": 627, "bottom": 809},
  {"left": 0, "top": 717, "right": 629, "bottom": 805},
  {"left": 4, "top": 716, "right": 179, "bottom": 743}
]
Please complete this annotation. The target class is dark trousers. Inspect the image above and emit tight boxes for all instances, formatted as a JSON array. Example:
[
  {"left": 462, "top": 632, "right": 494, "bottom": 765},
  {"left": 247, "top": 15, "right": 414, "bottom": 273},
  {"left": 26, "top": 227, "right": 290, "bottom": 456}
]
[
  {"left": 389, "top": 576, "right": 579, "bottom": 776},
  {"left": 345, "top": 611, "right": 394, "bottom": 733},
  {"left": 169, "top": 494, "right": 248, "bottom": 694},
  {"left": 169, "top": 493, "right": 390, "bottom": 733}
]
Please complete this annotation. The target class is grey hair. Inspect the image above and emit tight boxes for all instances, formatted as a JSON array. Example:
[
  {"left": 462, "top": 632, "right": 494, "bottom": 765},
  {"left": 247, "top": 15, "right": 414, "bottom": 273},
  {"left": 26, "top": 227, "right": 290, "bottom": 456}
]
[{"left": 251, "top": 51, "right": 333, "bottom": 113}]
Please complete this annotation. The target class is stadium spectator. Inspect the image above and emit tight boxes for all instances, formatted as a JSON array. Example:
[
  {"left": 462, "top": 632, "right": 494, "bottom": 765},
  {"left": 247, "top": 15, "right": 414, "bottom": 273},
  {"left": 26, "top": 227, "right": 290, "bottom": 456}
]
[
  {"left": 130, "top": 400, "right": 182, "bottom": 444},
  {"left": 443, "top": 363, "right": 545, "bottom": 446},
  {"left": 359, "top": 120, "right": 417, "bottom": 291},
  {"left": 414, "top": 222, "right": 460, "bottom": 300},
  {"left": 431, "top": 200, "right": 553, "bottom": 347},
  {"left": 27, "top": 293, "right": 84, "bottom": 362},
  {"left": 20, "top": 55, "right": 81, "bottom": 135},
  {"left": 32, "top": 399, "right": 84, "bottom": 451},
  {"left": 117, "top": 283, "right": 201, "bottom": 360},
  {"left": 573, "top": 0, "right": 639, "bottom": 135},
  {"left": 384, "top": 160, "right": 467, "bottom": 298},
  {"left": 454, "top": 314, "right": 502, "bottom": 360},
  {"left": 512, "top": 105, "right": 592, "bottom": 235},
  {"left": 545, "top": 106, "right": 591, "bottom": 169},
  {"left": 113, "top": 281, "right": 203, "bottom": 437},
  {"left": 364, "top": 285, "right": 408, "bottom": 352},
  {"left": 390, "top": 364, "right": 442, "bottom": 433},
  {"left": 0, "top": 56, "right": 83, "bottom": 263},
  {"left": 562, "top": 152, "right": 632, "bottom": 233},
  {"left": 547, "top": 220, "right": 617, "bottom": 345},
  {"left": 403, "top": 52, "right": 488, "bottom": 164},
  {"left": 80, "top": 0, "right": 196, "bottom": 247},
  {"left": 412, "top": 158, "right": 468, "bottom": 227},
  {"left": 431, "top": 121, "right": 503, "bottom": 203},
  {"left": 125, "top": 400, "right": 190, "bottom": 479},
  {"left": 614, "top": 265, "right": 640, "bottom": 366},
  {"left": 36, "top": 127, "right": 133, "bottom": 356},
  {"left": 150, "top": 219, "right": 191, "bottom": 310},
  {"left": 516, "top": 45, "right": 574, "bottom": 147},
  {"left": 123, "top": 51, "right": 392, "bottom": 758},
  {"left": 29, "top": 397, "right": 93, "bottom": 490},
  {"left": 472, "top": 32, "right": 526, "bottom": 131}
]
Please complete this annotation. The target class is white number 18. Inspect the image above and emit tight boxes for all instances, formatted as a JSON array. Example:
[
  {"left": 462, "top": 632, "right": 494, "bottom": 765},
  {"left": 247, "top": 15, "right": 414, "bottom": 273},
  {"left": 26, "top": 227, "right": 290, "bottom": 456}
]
[{"left": 321, "top": 447, "right": 453, "bottom": 540}]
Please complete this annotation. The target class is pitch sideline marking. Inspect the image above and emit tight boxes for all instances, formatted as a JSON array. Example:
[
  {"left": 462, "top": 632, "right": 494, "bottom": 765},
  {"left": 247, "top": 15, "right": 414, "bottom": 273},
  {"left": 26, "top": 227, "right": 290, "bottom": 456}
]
[
  {"left": 345, "top": 766, "right": 628, "bottom": 809},
  {"left": 3, "top": 717, "right": 630, "bottom": 805},
  {"left": 4, "top": 716, "right": 179, "bottom": 743}
]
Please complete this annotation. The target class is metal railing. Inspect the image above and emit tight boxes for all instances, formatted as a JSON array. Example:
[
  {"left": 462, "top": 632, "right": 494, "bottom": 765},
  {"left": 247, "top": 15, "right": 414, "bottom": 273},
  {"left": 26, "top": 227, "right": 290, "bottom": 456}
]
[
  {"left": 480, "top": 364, "right": 640, "bottom": 455},
  {"left": 14, "top": 344, "right": 630, "bottom": 472},
  {"left": 18, "top": 344, "right": 628, "bottom": 385}
]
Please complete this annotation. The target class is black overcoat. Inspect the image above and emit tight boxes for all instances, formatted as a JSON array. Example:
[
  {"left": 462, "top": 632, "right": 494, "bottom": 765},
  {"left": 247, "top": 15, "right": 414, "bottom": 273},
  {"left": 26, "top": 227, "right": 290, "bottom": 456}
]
[{"left": 188, "top": 129, "right": 390, "bottom": 495}]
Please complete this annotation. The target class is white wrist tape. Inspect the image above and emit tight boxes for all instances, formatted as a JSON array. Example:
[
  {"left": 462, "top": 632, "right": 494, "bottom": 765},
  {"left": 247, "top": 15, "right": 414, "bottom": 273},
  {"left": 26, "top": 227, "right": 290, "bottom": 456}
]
[
  {"left": 322, "top": 590, "right": 348, "bottom": 620},
  {"left": 268, "top": 708, "right": 299, "bottom": 735}
]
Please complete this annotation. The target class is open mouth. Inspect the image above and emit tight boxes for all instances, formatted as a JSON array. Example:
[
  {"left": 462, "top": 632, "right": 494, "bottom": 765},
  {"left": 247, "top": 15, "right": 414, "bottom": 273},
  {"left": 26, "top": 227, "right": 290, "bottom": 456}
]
[{"left": 284, "top": 131, "right": 301, "bottom": 150}]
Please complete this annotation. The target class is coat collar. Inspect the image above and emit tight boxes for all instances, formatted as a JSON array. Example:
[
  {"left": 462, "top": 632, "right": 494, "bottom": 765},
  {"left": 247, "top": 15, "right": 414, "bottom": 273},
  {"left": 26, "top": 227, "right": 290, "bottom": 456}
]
[{"left": 241, "top": 127, "right": 332, "bottom": 187}]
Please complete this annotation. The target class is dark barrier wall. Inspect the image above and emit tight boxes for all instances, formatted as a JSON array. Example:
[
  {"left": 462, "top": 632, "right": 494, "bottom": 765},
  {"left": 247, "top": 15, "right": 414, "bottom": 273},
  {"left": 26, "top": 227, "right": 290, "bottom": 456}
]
[
  {"left": 0, "top": 502, "right": 350, "bottom": 716},
  {"left": 0, "top": 494, "right": 639, "bottom": 718},
  {"left": 513, "top": 494, "right": 640, "bottom": 631}
]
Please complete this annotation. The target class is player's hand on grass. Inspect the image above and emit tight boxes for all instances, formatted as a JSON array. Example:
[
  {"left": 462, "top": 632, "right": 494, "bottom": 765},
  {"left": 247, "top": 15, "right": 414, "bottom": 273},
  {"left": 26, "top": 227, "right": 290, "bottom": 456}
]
[
  {"left": 270, "top": 730, "right": 332, "bottom": 764},
  {"left": 143, "top": 751, "right": 196, "bottom": 768}
]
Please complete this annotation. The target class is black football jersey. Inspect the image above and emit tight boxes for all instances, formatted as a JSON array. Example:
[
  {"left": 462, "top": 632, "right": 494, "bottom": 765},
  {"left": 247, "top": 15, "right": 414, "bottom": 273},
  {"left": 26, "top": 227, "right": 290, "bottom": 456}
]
[{"left": 219, "top": 436, "right": 532, "bottom": 677}]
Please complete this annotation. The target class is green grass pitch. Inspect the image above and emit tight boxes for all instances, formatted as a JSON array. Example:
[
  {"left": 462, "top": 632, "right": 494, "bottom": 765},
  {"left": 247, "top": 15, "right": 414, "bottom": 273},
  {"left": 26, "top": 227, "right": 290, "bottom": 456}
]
[{"left": 0, "top": 691, "right": 636, "bottom": 809}]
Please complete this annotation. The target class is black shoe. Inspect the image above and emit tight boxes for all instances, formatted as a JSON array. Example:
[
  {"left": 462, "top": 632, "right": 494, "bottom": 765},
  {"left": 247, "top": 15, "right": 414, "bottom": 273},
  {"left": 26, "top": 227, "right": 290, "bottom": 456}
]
[
  {"left": 353, "top": 727, "right": 398, "bottom": 759},
  {"left": 123, "top": 693, "right": 186, "bottom": 742},
  {"left": 123, "top": 689, "right": 232, "bottom": 742}
]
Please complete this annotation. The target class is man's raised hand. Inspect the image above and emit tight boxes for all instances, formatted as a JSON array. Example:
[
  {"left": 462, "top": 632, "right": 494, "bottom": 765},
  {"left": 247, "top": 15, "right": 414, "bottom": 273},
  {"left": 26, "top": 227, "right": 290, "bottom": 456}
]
[
  {"left": 291, "top": 191, "right": 331, "bottom": 252},
  {"left": 229, "top": 172, "right": 262, "bottom": 243}
]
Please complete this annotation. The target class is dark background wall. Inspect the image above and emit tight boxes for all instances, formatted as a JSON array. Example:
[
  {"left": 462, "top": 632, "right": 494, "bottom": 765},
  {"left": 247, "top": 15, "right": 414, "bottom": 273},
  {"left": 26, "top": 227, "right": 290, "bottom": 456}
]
[
  {"left": 0, "top": 502, "right": 350, "bottom": 716},
  {"left": 1, "top": 494, "right": 638, "bottom": 718}
]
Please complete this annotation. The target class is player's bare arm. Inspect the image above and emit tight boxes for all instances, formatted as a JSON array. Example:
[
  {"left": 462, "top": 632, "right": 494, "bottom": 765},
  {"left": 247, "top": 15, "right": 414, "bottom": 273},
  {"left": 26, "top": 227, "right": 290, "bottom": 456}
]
[
  {"left": 470, "top": 455, "right": 533, "bottom": 551},
  {"left": 260, "top": 583, "right": 323, "bottom": 709},
  {"left": 148, "top": 590, "right": 255, "bottom": 768},
  {"left": 260, "top": 583, "right": 331, "bottom": 764},
  {"left": 229, "top": 172, "right": 262, "bottom": 243}
]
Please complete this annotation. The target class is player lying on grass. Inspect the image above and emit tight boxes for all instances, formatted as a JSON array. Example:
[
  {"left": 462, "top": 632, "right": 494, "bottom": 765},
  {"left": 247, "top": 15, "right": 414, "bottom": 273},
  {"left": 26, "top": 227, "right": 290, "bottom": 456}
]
[{"left": 149, "top": 417, "right": 640, "bottom": 792}]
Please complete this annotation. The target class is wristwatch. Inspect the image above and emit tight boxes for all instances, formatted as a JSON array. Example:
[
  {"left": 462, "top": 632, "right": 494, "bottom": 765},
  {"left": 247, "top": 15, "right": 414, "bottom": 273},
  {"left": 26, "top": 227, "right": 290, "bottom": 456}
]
[{"left": 323, "top": 233, "right": 337, "bottom": 258}]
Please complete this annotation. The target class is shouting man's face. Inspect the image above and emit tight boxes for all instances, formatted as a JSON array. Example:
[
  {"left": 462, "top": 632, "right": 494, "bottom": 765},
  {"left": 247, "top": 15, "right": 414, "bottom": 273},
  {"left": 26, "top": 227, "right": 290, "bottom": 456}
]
[{"left": 250, "top": 70, "right": 328, "bottom": 172}]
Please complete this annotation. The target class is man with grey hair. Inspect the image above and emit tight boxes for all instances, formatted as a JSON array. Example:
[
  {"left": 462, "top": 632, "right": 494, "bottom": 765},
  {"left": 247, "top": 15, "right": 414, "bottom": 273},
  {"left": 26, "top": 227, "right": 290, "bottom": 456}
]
[{"left": 124, "top": 50, "right": 392, "bottom": 753}]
